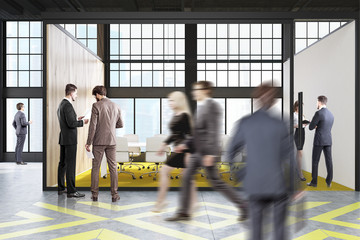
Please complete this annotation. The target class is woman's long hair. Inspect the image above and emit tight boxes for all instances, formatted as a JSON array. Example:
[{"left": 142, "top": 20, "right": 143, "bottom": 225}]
[{"left": 168, "top": 91, "right": 193, "bottom": 127}]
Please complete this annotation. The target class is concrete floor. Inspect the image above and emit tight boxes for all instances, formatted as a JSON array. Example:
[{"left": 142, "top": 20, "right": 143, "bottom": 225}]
[{"left": 0, "top": 162, "right": 359, "bottom": 240}]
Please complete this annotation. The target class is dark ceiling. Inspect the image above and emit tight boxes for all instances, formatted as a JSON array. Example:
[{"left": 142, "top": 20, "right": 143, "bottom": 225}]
[{"left": 0, "top": 0, "right": 358, "bottom": 20}]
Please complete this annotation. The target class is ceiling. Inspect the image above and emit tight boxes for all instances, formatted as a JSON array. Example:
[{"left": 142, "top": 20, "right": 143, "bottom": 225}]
[{"left": 0, "top": 0, "right": 358, "bottom": 20}]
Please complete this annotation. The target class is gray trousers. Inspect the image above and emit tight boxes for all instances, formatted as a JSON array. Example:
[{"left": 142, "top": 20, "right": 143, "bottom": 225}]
[
  {"left": 179, "top": 153, "right": 245, "bottom": 214},
  {"left": 249, "top": 196, "right": 288, "bottom": 240},
  {"left": 15, "top": 134, "right": 26, "bottom": 163}
]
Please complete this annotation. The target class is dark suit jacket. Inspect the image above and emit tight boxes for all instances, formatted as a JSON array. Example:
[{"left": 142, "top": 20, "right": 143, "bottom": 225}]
[
  {"left": 12, "top": 111, "right": 29, "bottom": 135},
  {"left": 57, "top": 99, "right": 84, "bottom": 145},
  {"left": 184, "top": 98, "right": 221, "bottom": 157},
  {"left": 227, "top": 109, "right": 294, "bottom": 197},
  {"left": 309, "top": 107, "right": 334, "bottom": 146},
  {"left": 86, "top": 98, "right": 123, "bottom": 146}
]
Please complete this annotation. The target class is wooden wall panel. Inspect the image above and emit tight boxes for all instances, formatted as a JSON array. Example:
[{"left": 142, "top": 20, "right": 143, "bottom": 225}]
[{"left": 46, "top": 24, "right": 104, "bottom": 187}]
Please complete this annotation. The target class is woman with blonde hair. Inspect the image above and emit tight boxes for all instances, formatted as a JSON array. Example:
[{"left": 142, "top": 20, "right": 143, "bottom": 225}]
[{"left": 152, "top": 91, "right": 197, "bottom": 212}]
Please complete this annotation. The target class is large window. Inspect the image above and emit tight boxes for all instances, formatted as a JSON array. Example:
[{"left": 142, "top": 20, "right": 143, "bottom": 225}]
[
  {"left": 59, "top": 24, "right": 97, "bottom": 54},
  {"left": 295, "top": 21, "right": 348, "bottom": 53},
  {"left": 6, "top": 21, "right": 43, "bottom": 87},
  {"left": 109, "top": 24, "right": 185, "bottom": 87},
  {"left": 197, "top": 24, "right": 282, "bottom": 87},
  {"left": 6, "top": 98, "right": 43, "bottom": 152}
]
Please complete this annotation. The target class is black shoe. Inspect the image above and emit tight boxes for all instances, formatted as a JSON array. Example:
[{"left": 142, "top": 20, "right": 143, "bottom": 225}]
[
  {"left": 300, "top": 177, "right": 306, "bottom": 181},
  {"left": 327, "top": 183, "right": 332, "bottom": 188},
  {"left": 58, "top": 189, "right": 67, "bottom": 195},
  {"left": 91, "top": 196, "right": 98, "bottom": 202},
  {"left": 307, "top": 182, "right": 317, "bottom": 187},
  {"left": 165, "top": 213, "right": 191, "bottom": 221},
  {"left": 67, "top": 192, "right": 85, "bottom": 198},
  {"left": 238, "top": 207, "right": 248, "bottom": 221}
]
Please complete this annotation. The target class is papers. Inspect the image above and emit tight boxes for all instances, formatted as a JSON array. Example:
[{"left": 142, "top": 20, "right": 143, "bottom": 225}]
[
  {"left": 83, "top": 109, "right": 91, "bottom": 120},
  {"left": 85, "top": 149, "right": 94, "bottom": 159}
]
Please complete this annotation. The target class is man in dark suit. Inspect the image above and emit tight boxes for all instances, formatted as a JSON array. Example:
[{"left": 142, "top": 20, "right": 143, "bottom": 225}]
[
  {"left": 307, "top": 95, "right": 334, "bottom": 188},
  {"left": 12, "top": 103, "right": 32, "bottom": 165},
  {"left": 57, "top": 84, "right": 88, "bottom": 198},
  {"left": 166, "top": 81, "right": 247, "bottom": 221},
  {"left": 226, "top": 83, "right": 296, "bottom": 240}
]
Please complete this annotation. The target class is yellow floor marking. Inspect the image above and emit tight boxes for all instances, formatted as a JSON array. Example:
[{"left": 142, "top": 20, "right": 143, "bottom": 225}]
[
  {"left": 0, "top": 202, "right": 108, "bottom": 240},
  {"left": 0, "top": 211, "right": 53, "bottom": 228},
  {"left": 78, "top": 201, "right": 156, "bottom": 211},
  {"left": 322, "top": 229, "right": 360, "bottom": 239},
  {"left": 310, "top": 202, "right": 360, "bottom": 229},
  {"left": 114, "top": 217, "right": 208, "bottom": 240},
  {"left": 34, "top": 202, "right": 107, "bottom": 220},
  {"left": 289, "top": 202, "right": 331, "bottom": 212},
  {"left": 293, "top": 229, "right": 329, "bottom": 240},
  {"left": 52, "top": 228, "right": 138, "bottom": 240},
  {"left": 220, "top": 232, "right": 247, "bottom": 240}
]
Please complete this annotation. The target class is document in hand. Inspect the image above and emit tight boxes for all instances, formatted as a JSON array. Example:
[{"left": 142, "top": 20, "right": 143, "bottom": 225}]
[
  {"left": 85, "top": 149, "right": 94, "bottom": 159},
  {"left": 83, "top": 109, "right": 91, "bottom": 120}
]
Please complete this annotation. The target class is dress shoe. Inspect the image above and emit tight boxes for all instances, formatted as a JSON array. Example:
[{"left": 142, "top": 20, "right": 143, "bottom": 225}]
[
  {"left": 58, "top": 189, "right": 67, "bottom": 195},
  {"left": 112, "top": 195, "right": 120, "bottom": 202},
  {"left": 67, "top": 192, "right": 85, "bottom": 198},
  {"left": 16, "top": 162, "right": 27, "bottom": 165},
  {"left": 91, "top": 196, "right": 98, "bottom": 201},
  {"left": 165, "top": 213, "right": 191, "bottom": 221},
  {"left": 238, "top": 207, "right": 248, "bottom": 221},
  {"left": 306, "top": 182, "right": 317, "bottom": 187},
  {"left": 327, "top": 183, "right": 332, "bottom": 188},
  {"left": 300, "top": 177, "right": 306, "bottom": 181}
]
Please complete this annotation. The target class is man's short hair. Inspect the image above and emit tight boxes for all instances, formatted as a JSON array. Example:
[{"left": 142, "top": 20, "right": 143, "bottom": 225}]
[
  {"left": 65, "top": 84, "right": 77, "bottom": 96},
  {"left": 192, "top": 81, "right": 213, "bottom": 96},
  {"left": 92, "top": 85, "right": 107, "bottom": 96},
  {"left": 16, "top": 103, "right": 24, "bottom": 110},
  {"left": 252, "top": 83, "right": 277, "bottom": 108},
  {"left": 317, "top": 95, "right": 328, "bottom": 105}
]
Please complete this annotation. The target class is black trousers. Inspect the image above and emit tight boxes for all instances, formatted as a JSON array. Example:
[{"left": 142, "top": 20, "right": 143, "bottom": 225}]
[
  {"left": 311, "top": 145, "right": 333, "bottom": 185},
  {"left": 15, "top": 134, "right": 26, "bottom": 163},
  {"left": 249, "top": 196, "right": 288, "bottom": 240},
  {"left": 58, "top": 144, "right": 77, "bottom": 193}
]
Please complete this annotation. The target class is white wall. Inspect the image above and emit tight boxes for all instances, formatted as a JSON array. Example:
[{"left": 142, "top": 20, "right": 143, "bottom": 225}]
[{"left": 292, "top": 21, "right": 355, "bottom": 189}]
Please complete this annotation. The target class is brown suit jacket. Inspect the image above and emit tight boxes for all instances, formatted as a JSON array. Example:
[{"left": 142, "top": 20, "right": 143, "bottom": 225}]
[{"left": 86, "top": 98, "right": 123, "bottom": 146}]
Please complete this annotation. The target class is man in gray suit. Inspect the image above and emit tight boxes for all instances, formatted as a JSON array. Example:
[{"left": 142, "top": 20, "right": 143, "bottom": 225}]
[
  {"left": 12, "top": 103, "right": 32, "bottom": 165},
  {"left": 227, "top": 84, "right": 295, "bottom": 240},
  {"left": 307, "top": 95, "right": 334, "bottom": 188},
  {"left": 86, "top": 85, "right": 123, "bottom": 202},
  {"left": 166, "top": 81, "right": 247, "bottom": 221}
]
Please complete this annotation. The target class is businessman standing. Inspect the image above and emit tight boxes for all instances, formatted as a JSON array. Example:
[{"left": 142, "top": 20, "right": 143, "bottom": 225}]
[
  {"left": 86, "top": 86, "right": 123, "bottom": 202},
  {"left": 227, "top": 84, "right": 295, "bottom": 240},
  {"left": 57, "top": 84, "right": 88, "bottom": 198},
  {"left": 12, "top": 103, "right": 32, "bottom": 165},
  {"left": 166, "top": 81, "right": 247, "bottom": 221},
  {"left": 307, "top": 95, "right": 334, "bottom": 188}
]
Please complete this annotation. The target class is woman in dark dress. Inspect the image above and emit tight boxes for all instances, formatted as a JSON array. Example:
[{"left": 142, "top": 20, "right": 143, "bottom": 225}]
[
  {"left": 293, "top": 101, "right": 309, "bottom": 181},
  {"left": 152, "top": 91, "right": 196, "bottom": 212}
]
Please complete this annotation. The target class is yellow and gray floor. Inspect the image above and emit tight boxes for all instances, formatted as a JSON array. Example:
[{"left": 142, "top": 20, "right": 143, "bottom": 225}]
[{"left": 1, "top": 163, "right": 359, "bottom": 240}]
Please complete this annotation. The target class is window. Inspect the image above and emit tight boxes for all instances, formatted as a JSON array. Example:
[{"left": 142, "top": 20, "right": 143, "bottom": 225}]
[
  {"left": 6, "top": 98, "right": 43, "bottom": 152},
  {"left": 59, "top": 24, "right": 97, "bottom": 54},
  {"left": 197, "top": 24, "right": 282, "bottom": 87},
  {"left": 6, "top": 21, "right": 43, "bottom": 87},
  {"left": 109, "top": 24, "right": 185, "bottom": 87},
  {"left": 295, "top": 21, "right": 348, "bottom": 53}
]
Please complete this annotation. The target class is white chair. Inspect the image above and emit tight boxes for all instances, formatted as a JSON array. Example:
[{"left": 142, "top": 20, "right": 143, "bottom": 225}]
[
  {"left": 140, "top": 137, "right": 168, "bottom": 181},
  {"left": 116, "top": 137, "right": 136, "bottom": 180},
  {"left": 123, "top": 134, "right": 145, "bottom": 170}
]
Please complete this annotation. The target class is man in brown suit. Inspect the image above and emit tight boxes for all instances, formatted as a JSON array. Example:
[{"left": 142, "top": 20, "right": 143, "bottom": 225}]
[{"left": 85, "top": 86, "right": 123, "bottom": 202}]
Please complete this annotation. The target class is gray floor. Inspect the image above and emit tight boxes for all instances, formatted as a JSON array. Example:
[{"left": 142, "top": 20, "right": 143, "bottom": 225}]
[{"left": 0, "top": 162, "right": 359, "bottom": 240}]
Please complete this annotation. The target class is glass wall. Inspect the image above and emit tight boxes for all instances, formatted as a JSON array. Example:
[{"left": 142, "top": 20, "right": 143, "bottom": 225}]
[{"left": 58, "top": 24, "right": 97, "bottom": 54}]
